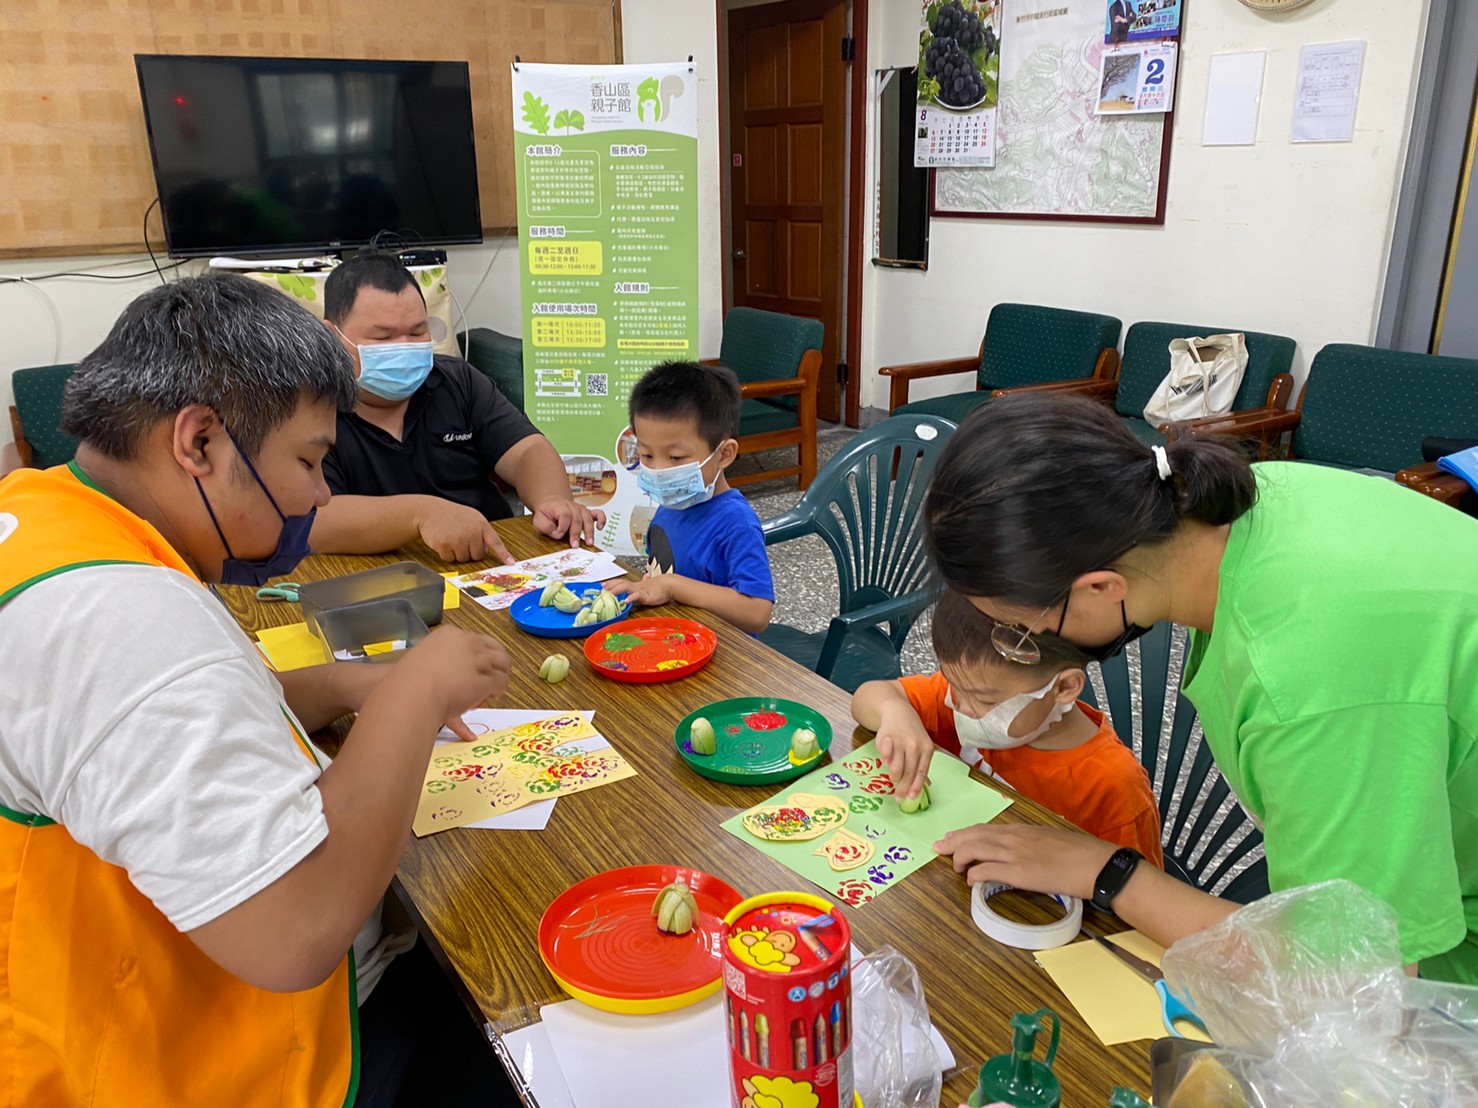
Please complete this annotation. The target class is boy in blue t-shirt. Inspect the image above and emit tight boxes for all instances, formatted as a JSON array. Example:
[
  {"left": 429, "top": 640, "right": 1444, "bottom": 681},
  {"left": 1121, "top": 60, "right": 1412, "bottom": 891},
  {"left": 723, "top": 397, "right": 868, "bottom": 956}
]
[{"left": 604, "top": 361, "right": 775, "bottom": 633}]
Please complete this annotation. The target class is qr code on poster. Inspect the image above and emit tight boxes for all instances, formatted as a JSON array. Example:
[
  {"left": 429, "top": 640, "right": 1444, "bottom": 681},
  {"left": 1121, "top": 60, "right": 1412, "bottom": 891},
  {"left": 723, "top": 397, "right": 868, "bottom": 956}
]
[{"left": 585, "top": 373, "right": 608, "bottom": 397}]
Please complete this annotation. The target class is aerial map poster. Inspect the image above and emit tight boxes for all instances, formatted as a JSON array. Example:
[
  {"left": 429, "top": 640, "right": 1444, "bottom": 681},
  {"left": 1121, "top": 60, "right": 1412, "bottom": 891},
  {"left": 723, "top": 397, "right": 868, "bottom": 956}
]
[{"left": 932, "top": 0, "right": 1175, "bottom": 223}]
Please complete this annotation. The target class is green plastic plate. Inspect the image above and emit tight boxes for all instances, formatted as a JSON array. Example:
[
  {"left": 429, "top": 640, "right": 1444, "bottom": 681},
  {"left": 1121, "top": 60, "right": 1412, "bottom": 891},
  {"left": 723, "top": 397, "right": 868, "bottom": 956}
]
[{"left": 673, "top": 697, "right": 832, "bottom": 785}]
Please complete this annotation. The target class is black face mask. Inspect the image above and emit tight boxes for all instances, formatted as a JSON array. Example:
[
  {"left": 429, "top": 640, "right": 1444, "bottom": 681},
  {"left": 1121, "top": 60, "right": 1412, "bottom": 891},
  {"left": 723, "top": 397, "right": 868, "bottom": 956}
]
[
  {"left": 1077, "top": 600, "right": 1154, "bottom": 662},
  {"left": 193, "top": 428, "right": 315, "bottom": 587}
]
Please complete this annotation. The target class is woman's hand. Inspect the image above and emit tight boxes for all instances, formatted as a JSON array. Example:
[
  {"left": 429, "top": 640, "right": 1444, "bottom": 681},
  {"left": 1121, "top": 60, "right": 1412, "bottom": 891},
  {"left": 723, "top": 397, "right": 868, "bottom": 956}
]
[{"left": 934, "top": 823, "right": 1118, "bottom": 900}]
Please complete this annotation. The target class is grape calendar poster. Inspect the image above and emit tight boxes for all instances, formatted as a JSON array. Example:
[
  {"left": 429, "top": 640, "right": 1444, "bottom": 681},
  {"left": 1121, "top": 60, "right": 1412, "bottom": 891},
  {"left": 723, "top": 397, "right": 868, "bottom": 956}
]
[
  {"left": 511, "top": 62, "right": 699, "bottom": 555},
  {"left": 915, "top": 0, "right": 1002, "bottom": 167}
]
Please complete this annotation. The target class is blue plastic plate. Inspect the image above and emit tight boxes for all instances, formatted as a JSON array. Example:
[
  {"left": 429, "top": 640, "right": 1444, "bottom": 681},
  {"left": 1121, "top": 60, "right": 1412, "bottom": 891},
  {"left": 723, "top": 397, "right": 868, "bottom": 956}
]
[{"left": 508, "top": 580, "right": 633, "bottom": 639}]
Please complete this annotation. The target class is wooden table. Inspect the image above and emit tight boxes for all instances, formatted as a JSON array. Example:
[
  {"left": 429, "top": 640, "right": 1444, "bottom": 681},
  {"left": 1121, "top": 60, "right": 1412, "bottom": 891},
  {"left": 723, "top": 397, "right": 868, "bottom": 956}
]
[{"left": 222, "top": 518, "right": 1153, "bottom": 1106}]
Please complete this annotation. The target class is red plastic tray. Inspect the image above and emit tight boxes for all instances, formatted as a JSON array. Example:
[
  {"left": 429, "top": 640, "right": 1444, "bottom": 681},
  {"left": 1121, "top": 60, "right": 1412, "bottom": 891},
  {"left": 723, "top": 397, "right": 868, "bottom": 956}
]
[
  {"left": 583, "top": 617, "right": 718, "bottom": 684},
  {"left": 538, "top": 864, "right": 744, "bottom": 1013}
]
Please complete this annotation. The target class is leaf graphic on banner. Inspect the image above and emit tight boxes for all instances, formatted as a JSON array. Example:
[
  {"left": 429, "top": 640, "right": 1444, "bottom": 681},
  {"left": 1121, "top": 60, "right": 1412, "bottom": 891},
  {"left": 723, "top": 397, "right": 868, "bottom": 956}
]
[
  {"left": 554, "top": 108, "right": 587, "bottom": 134},
  {"left": 521, "top": 92, "right": 552, "bottom": 134}
]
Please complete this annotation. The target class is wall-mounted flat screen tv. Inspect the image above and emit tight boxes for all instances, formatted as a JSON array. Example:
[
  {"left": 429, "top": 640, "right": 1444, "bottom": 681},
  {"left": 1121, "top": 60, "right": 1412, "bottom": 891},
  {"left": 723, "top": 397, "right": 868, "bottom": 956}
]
[{"left": 136, "top": 54, "right": 482, "bottom": 257}]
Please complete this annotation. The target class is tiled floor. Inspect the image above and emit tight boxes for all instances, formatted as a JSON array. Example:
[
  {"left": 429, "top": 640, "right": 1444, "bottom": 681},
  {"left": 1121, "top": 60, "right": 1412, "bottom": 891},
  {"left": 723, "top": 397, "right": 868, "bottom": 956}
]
[{"left": 727, "top": 424, "right": 936, "bottom": 677}]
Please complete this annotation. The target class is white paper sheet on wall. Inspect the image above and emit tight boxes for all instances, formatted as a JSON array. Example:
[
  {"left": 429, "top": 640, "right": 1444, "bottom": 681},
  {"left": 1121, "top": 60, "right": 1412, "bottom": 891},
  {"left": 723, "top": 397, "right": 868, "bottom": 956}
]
[
  {"left": 1203, "top": 52, "right": 1266, "bottom": 146},
  {"left": 1291, "top": 41, "right": 1365, "bottom": 144}
]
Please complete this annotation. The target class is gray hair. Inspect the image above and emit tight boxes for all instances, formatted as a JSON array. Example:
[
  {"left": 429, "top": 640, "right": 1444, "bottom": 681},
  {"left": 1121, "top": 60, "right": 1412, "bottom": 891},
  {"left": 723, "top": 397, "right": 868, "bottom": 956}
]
[{"left": 61, "top": 273, "right": 358, "bottom": 461}]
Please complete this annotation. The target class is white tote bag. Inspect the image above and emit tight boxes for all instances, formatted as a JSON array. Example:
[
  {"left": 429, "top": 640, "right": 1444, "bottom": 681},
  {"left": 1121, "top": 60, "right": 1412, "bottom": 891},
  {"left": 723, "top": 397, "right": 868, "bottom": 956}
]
[{"left": 1142, "top": 333, "right": 1249, "bottom": 425}]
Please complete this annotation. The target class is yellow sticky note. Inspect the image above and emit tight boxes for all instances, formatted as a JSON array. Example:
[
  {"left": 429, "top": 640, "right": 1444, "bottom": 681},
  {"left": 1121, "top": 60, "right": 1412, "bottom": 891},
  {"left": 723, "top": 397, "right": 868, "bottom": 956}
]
[
  {"left": 442, "top": 574, "right": 461, "bottom": 610},
  {"left": 256, "top": 622, "right": 326, "bottom": 672},
  {"left": 1034, "top": 931, "right": 1211, "bottom": 1047}
]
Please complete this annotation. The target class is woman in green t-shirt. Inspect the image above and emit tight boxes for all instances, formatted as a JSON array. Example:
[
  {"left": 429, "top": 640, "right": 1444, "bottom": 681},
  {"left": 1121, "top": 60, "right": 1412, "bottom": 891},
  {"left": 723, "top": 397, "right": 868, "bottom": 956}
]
[{"left": 923, "top": 392, "right": 1478, "bottom": 982}]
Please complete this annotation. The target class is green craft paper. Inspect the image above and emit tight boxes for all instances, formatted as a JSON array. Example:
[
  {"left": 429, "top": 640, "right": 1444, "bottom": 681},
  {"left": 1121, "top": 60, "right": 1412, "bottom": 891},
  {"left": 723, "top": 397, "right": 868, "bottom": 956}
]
[{"left": 721, "top": 740, "right": 1013, "bottom": 906}]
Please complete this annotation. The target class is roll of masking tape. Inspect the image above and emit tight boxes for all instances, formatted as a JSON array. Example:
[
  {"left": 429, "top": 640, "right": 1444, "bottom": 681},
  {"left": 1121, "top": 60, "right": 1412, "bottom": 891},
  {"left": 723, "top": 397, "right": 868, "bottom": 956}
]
[{"left": 970, "top": 881, "right": 1083, "bottom": 950}]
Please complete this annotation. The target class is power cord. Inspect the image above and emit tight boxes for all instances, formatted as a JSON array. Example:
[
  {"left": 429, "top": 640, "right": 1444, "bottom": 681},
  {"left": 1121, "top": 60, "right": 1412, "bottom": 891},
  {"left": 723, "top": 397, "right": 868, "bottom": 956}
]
[{"left": 143, "top": 198, "right": 166, "bottom": 284}]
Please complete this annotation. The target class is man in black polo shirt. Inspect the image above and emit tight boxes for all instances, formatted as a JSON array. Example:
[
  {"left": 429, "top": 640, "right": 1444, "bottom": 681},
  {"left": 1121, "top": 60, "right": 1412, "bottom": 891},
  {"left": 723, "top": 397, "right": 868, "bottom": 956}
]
[{"left": 310, "top": 255, "right": 603, "bottom": 562}]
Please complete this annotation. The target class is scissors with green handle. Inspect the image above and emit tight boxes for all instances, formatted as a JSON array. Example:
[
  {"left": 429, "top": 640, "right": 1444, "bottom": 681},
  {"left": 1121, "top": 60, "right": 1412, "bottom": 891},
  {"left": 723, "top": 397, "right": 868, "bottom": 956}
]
[
  {"left": 1094, "top": 936, "right": 1207, "bottom": 1039},
  {"left": 255, "top": 583, "right": 301, "bottom": 602}
]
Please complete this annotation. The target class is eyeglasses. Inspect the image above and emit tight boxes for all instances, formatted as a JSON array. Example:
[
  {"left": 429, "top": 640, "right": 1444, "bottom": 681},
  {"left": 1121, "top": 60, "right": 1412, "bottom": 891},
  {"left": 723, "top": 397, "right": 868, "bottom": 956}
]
[{"left": 989, "top": 593, "right": 1068, "bottom": 664}]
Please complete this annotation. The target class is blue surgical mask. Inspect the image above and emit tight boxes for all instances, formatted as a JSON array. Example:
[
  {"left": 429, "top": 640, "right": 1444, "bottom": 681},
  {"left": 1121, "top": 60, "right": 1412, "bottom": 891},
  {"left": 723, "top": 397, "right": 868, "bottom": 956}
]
[
  {"left": 333, "top": 324, "right": 435, "bottom": 401},
  {"left": 194, "top": 430, "right": 315, "bottom": 587},
  {"left": 638, "top": 446, "right": 720, "bottom": 510}
]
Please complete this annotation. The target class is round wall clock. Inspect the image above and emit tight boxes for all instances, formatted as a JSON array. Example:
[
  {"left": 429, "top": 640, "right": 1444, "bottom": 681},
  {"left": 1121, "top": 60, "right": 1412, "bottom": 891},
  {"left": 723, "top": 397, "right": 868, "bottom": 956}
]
[{"left": 1238, "top": 0, "right": 1320, "bottom": 11}]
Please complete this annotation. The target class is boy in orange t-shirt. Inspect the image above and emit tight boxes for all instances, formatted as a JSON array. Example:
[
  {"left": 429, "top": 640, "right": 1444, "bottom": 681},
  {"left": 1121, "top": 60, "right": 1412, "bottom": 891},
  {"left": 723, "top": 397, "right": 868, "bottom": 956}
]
[{"left": 852, "top": 590, "right": 1163, "bottom": 865}]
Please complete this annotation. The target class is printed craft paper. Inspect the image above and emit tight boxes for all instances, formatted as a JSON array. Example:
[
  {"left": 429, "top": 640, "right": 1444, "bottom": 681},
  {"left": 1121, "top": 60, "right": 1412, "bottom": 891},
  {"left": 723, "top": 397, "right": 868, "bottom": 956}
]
[
  {"left": 415, "top": 713, "right": 635, "bottom": 836},
  {"left": 448, "top": 547, "right": 626, "bottom": 611},
  {"left": 722, "top": 740, "right": 1012, "bottom": 905}
]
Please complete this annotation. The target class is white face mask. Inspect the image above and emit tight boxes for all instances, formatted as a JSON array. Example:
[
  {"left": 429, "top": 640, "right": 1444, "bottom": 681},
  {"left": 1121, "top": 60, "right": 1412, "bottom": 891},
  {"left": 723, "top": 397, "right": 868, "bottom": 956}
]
[{"left": 948, "top": 676, "right": 1069, "bottom": 751}]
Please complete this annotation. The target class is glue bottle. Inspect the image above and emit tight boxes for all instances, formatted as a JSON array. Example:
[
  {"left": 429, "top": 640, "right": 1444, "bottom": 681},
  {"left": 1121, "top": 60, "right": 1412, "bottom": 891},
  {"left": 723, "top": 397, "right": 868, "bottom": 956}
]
[{"left": 966, "top": 1008, "right": 1062, "bottom": 1108}]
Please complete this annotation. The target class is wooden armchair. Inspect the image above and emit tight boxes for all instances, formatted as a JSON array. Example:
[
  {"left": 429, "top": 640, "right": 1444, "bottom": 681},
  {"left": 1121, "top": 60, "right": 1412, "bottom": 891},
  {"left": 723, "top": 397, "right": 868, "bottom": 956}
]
[
  {"left": 1395, "top": 462, "right": 1472, "bottom": 507},
  {"left": 703, "top": 307, "right": 823, "bottom": 490},
  {"left": 1168, "top": 344, "right": 1478, "bottom": 481},
  {"left": 1013, "top": 321, "right": 1297, "bottom": 450},
  {"left": 6, "top": 363, "right": 78, "bottom": 474},
  {"left": 880, "top": 303, "right": 1122, "bottom": 422}
]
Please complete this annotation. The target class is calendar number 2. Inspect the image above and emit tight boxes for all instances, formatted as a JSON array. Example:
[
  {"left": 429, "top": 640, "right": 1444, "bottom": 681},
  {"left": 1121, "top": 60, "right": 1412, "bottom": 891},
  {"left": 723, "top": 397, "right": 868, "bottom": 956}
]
[{"left": 1145, "top": 58, "right": 1166, "bottom": 85}]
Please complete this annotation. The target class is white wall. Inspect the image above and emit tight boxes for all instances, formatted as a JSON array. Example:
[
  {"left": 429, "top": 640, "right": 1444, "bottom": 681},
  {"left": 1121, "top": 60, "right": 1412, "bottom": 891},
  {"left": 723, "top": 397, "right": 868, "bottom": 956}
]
[
  {"left": 0, "top": 0, "right": 1432, "bottom": 447},
  {"left": 860, "top": 0, "right": 1432, "bottom": 411},
  {"left": 0, "top": 3, "right": 719, "bottom": 452}
]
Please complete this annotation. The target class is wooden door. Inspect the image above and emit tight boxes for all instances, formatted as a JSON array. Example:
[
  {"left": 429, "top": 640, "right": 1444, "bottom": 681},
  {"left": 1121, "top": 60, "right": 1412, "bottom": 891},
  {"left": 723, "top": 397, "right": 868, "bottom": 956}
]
[{"left": 726, "top": 0, "right": 849, "bottom": 423}]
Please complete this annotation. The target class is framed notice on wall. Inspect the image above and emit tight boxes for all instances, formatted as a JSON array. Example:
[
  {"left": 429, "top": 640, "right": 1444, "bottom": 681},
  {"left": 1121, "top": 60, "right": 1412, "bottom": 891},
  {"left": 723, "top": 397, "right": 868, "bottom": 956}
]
[{"left": 931, "top": 0, "right": 1177, "bottom": 225}]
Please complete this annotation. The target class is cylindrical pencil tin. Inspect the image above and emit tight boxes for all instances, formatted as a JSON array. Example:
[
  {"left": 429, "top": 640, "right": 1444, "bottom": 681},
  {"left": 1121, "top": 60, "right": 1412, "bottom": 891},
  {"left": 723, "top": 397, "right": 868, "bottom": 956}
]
[{"left": 722, "top": 892, "right": 853, "bottom": 1108}]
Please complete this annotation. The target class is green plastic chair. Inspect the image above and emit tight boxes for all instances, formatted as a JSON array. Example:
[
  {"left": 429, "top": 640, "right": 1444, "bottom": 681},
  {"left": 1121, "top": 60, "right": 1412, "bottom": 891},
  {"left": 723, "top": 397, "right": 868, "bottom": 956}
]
[
  {"left": 1079, "top": 621, "right": 1268, "bottom": 903},
  {"left": 1112, "top": 322, "right": 1297, "bottom": 445},
  {"left": 757, "top": 414, "right": 954, "bottom": 693},
  {"left": 885, "top": 303, "right": 1122, "bottom": 423},
  {"left": 459, "top": 327, "right": 525, "bottom": 412},
  {"left": 9, "top": 363, "right": 78, "bottom": 469}
]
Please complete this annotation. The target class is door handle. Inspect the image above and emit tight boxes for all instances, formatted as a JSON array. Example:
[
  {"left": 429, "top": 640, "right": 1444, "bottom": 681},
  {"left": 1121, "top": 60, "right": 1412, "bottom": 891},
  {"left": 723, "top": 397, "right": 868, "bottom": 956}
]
[{"left": 732, "top": 249, "right": 746, "bottom": 260}]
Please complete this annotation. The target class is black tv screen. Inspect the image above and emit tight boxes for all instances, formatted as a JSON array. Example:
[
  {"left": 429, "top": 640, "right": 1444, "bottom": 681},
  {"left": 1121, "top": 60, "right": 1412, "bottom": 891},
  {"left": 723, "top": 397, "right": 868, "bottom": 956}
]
[{"left": 135, "top": 54, "right": 483, "bottom": 257}]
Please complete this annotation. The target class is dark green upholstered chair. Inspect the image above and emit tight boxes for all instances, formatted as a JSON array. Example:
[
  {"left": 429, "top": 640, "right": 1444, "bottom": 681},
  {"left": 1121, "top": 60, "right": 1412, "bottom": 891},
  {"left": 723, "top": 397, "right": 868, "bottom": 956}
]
[
  {"left": 758, "top": 414, "right": 954, "bottom": 693},
  {"left": 459, "top": 327, "right": 525, "bottom": 412},
  {"left": 1174, "top": 343, "right": 1478, "bottom": 480},
  {"left": 881, "top": 303, "right": 1121, "bottom": 422},
  {"left": 1104, "top": 322, "right": 1297, "bottom": 448},
  {"left": 1080, "top": 621, "right": 1268, "bottom": 903},
  {"left": 704, "top": 307, "right": 824, "bottom": 490},
  {"left": 6, "top": 363, "right": 78, "bottom": 471}
]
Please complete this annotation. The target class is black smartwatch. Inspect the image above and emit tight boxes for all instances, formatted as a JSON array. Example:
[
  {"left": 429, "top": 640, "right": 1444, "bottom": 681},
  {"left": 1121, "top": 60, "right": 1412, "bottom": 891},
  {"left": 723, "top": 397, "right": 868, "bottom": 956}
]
[{"left": 1091, "top": 848, "right": 1143, "bottom": 912}]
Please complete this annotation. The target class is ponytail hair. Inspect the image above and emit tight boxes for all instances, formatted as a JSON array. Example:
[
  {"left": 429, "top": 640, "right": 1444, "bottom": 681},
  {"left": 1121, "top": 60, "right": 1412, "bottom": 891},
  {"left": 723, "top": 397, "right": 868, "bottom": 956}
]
[{"left": 923, "top": 393, "right": 1257, "bottom": 605}]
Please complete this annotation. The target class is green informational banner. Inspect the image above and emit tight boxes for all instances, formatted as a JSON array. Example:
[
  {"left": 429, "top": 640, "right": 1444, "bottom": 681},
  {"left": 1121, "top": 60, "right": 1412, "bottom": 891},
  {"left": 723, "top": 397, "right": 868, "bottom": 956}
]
[{"left": 511, "top": 62, "right": 699, "bottom": 555}]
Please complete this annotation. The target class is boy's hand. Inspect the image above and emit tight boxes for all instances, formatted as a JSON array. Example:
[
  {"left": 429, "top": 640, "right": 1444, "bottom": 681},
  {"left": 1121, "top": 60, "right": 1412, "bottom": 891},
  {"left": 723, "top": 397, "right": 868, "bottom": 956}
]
[
  {"left": 876, "top": 701, "right": 935, "bottom": 800},
  {"left": 532, "top": 498, "right": 606, "bottom": 548},
  {"left": 389, "top": 627, "right": 512, "bottom": 741},
  {"left": 605, "top": 575, "right": 674, "bottom": 608}
]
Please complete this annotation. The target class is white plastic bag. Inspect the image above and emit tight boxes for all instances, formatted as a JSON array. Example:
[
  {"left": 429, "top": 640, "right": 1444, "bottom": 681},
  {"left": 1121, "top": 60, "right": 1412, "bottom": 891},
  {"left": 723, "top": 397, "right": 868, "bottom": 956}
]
[
  {"left": 1143, "top": 333, "right": 1248, "bottom": 425},
  {"left": 850, "top": 946, "right": 943, "bottom": 1108},
  {"left": 1158, "top": 881, "right": 1478, "bottom": 1107}
]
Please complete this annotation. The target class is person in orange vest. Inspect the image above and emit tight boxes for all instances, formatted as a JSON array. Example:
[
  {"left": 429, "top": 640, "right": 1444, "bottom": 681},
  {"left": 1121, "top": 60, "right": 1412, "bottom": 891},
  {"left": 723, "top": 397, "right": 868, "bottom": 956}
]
[{"left": 0, "top": 274, "right": 514, "bottom": 1107}]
